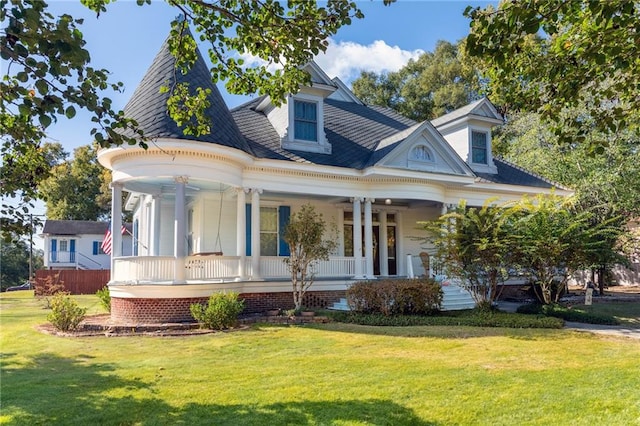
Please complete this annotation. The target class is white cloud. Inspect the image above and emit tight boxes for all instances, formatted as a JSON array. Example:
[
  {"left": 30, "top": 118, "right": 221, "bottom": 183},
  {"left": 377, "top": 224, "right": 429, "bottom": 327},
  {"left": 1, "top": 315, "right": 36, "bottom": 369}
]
[
  {"left": 236, "top": 38, "right": 423, "bottom": 86},
  {"left": 315, "top": 39, "right": 424, "bottom": 84}
]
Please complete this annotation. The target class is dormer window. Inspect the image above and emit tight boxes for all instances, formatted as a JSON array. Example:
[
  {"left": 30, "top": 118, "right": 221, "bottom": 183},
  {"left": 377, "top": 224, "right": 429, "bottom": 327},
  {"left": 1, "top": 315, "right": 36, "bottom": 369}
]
[
  {"left": 281, "top": 94, "right": 332, "bottom": 154},
  {"left": 471, "top": 131, "right": 488, "bottom": 164},
  {"left": 294, "top": 100, "right": 317, "bottom": 141}
]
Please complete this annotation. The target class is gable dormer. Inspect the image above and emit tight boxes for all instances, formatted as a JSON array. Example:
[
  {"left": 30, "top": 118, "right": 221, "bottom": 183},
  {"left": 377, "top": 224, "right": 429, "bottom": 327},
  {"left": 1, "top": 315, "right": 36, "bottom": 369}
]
[
  {"left": 430, "top": 98, "right": 503, "bottom": 174},
  {"left": 256, "top": 62, "right": 338, "bottom": 154}
]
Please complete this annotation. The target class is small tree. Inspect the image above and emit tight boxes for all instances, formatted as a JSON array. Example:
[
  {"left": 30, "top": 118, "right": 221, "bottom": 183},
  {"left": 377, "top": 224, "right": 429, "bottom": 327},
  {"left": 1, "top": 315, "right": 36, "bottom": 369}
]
[
  {"left": 514, "top": 194, "right": 623, "bottom": 304},
  {"left": 423, "top": 199, "right": 517, "bottom": 308},
  {"left": 283, "top": 204, "right": 337, "bottom": 311}
]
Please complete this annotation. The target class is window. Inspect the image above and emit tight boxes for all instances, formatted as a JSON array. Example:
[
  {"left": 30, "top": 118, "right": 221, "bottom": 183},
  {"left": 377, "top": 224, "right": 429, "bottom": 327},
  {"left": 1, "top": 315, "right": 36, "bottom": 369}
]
[
  {"left": 59, "top": 240, "right": 68, "bottom": 252},
  {"left": 260, "top": 207, "right": 278, "bottom": 256},
  {"left": 471, "top": 131, "right": 488, "bottom": 164},
  {"left": 293, "top": 100, "right": 317, "bottom": 141},
  {"left": 93, "top": 241, "right": 107, "bottom": 255},
  {"left": 411, "top": 145, "right": 433, "bottom": 162}
]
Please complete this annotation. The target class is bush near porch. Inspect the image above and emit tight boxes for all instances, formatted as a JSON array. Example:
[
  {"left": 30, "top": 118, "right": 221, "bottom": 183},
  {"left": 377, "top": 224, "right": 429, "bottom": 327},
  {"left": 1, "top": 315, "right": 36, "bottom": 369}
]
[{"left": 347, "top": 277, "right": 443, "bottom": 316}]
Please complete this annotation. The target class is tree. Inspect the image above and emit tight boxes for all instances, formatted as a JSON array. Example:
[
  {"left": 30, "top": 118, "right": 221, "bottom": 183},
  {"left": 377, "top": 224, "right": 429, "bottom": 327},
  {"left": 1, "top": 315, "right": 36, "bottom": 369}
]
[
  {"left": 1, "top": 0, "right": 373, "bottom": 240},
  {"left": 1, "top": 141, "right": 66, "bottom": 240},
  {"left": 1, "top": 235, "right": 43, "bottom": 291},
  {"left": 38, "top": 144, "right": 111, "bottom": 220},
  {"left": 513, "top": 194, "right": 622, "bottom": 304},
  {"left": 351, "top": 40, "right": 481, "bottom": 121},
  {"left": 423, "top": 199, "right": 517, "bottom": 309},
  {"left": 465, "top": 1, "right": 640, "bottom": 153},
  {"left": 283, "top": 204, "right": 337, "bottom": 311}
]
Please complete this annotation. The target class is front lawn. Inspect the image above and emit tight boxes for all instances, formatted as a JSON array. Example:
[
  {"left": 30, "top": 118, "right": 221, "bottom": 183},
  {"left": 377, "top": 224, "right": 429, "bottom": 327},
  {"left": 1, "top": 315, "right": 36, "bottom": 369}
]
[{"left": 2, "top": 292, "right": 639, "bottom": 425}]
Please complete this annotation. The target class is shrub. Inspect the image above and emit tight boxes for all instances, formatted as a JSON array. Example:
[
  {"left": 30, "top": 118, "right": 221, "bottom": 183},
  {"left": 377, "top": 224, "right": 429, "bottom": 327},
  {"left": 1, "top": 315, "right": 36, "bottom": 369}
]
[
  {"left": 34, "top": 273, "right": 67, "bottom": 308},
  {"left": 347, "top": 278, "right": 443, "bottom": 316},
  {"left": 190, "top": 292, "right": 245, "bottom": 330},
  {"left": 329, "top": 310, "right": 563, "bottom": 328},
  {"left": 96, "top": 286, "right": 111, "bottom": 312},
  {"left": 47, "top": 293, "right": 87, "bottom": 331},
  {"left": 517, "top": 303, "right": 619, "bottom": 325}
]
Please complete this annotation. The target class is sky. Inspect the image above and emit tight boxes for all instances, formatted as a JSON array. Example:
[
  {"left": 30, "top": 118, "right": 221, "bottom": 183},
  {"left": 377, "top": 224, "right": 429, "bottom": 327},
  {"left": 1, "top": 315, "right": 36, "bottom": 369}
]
[{"left": 17, "top": 0, "right": 493, "bottom": 248}]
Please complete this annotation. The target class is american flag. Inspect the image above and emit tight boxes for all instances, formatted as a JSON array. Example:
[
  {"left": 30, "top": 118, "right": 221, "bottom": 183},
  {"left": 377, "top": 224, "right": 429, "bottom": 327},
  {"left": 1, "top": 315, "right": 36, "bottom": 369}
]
[{"left": 101, "top": 221, "right": 127, "bottom": 255}]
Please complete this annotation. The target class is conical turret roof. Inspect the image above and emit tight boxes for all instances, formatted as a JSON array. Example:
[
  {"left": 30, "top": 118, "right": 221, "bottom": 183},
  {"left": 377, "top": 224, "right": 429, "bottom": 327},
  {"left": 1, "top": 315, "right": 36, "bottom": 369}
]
[{"left": 123, "top": 31, "right": 253, "bottom": 154}]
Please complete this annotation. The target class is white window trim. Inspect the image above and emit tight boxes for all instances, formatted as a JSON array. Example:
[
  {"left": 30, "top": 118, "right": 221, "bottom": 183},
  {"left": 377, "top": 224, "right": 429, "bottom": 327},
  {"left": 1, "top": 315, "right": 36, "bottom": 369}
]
[
  {"left": 408, "top": 144, "right": 436, "bottom": 171},
  {"left": 282, "top": 93, "right": 332, "bottom": 154},
  {"left": 468, "top": 127, "right": 498, "bottom": 173}
]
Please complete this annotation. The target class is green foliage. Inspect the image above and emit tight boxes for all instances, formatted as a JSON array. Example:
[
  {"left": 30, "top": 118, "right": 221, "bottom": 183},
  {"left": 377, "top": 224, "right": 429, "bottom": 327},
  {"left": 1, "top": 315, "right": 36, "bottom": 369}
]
[
  {"left": 330, "top": 310, "right": 563, "bottom": 329},
  {"left": 47, "top": 293, "right": 87, "bottom": 331},
  {"left": 513, "top": 194, "right": 623, "bottom": 304},
  {"left": 347, "top": 278, "right": 443, "bottom": 316},
  {"left": 95, "top": 286, "right": 111, "bottom": 312},
  {"left": 38, "top": 144, "right": 111, "bottom": 220},
  {"left": 190, "top": 292, "right": 245, "bottom": 330},
  {"left": 0, "top": 234, "right": 43, "bottom": 290},
  {"left": 283, "top": 204, "right": 337, "bottom": 311},
  {"left": 422, "top": 198, "right": 517, "bottom": 304},
  {"left": 465, "top": 1, "right": 640, "bottom": 153},
  {"left": 351, "top": 40, "right": 481, "bottom": 121},
  {"left": 516, "top": 303, "right": 620, "bottom": 326}
]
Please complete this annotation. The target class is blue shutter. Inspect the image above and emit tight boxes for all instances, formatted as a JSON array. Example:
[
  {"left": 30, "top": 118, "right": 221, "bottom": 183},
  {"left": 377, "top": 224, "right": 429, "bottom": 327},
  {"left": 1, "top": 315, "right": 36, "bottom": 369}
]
[
  {"left": 278, "top": 206, "right": 291, "bottom": 256},
  {"left": 93, "top": 241, "right": 99, "bottom": 255},
  {"left": 69, "top": 239, "right": 76, "bottom": 262},
  {"left": 245, "top": 203, "right": 251, "bottom": 256},
  {"left": 51, "top": 239, "right": 57, "bottom": 262}
]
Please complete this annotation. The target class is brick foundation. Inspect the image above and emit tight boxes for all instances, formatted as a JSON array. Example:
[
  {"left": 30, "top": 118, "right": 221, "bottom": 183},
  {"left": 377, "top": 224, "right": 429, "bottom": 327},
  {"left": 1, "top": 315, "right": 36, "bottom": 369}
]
[{"left": 110, "top": 290, "right": 346, "bottom": 324}]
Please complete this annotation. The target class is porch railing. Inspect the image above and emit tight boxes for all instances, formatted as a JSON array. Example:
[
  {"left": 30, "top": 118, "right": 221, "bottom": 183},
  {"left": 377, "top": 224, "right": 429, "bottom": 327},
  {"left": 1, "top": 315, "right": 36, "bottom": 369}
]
[{"left": 111, "top": 255, "right": 363, "bottom": 284}]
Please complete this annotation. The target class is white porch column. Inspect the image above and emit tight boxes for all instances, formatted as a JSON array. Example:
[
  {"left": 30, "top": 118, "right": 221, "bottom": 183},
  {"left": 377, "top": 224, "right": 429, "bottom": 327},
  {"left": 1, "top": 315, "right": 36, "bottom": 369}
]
[
  {"left": 379, "top": 210, "right": 389, "bottom": 276},
  {"left": 251, "top": 188, "right": 262, "bottom": 280},
  {"left": 174, "top": 176, "right": 187, "bottom": 282},
  {"left": 110, "top": 182, "right": 123, "bottom": 272},
  {"left": 364, "top": 198, "right": 375, "bottom": 278},
  {"left": 396, "top": 211, "right": 405, "bottom": 276},
  {"left": 236, "top": 187, "right": 247, "bottom": 280},
  {"left": 150, "top": 194, "right": 161, "bottom": 256},
  {"left": 352, "top": 197, "right": 364, "bottom": 279}
]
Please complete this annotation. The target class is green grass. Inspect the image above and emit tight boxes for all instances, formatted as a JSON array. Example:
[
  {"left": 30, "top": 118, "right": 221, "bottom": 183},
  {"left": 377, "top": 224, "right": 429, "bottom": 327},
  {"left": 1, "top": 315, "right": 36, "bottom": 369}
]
[
  {"left": 2, "top": 291, "right": 640, "bottom": 425},
  {"left": 569, "top": 302, "right": 640, "bottom": 328}
]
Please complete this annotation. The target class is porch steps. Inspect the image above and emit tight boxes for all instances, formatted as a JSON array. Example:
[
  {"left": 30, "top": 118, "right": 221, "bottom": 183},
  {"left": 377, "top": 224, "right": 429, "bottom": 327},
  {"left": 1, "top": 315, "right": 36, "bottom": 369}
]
[{"left": 328, "top": 284, "right": 476, "bottom": 312}]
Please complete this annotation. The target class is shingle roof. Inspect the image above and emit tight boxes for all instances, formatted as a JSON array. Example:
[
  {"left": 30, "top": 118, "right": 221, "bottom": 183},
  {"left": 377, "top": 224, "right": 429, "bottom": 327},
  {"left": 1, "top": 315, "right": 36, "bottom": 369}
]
[
  {"left": 475, "top": 158, "right": 558, "bottom": 189},
  {"left": 123, "top": 31, "right": 253, "bottom": 154},
  {"left": 42, "top": 220, "right": 132, "bottom": 236},
  {"left": 231, "top": 97, "right": 415, "bottom": 169}
]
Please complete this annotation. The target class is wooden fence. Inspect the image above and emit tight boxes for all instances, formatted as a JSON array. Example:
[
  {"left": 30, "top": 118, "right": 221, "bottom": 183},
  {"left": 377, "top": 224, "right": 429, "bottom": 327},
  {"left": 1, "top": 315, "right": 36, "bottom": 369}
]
[{"left": 35, "top": 270, "right": 110, "bottom": 295}]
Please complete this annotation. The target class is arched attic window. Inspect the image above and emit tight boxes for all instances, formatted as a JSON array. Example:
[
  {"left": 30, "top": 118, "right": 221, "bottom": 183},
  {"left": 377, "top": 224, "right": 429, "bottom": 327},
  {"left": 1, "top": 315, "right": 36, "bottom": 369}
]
[{"left": 411, "top": 145, "right": 434, "bottom": 162}]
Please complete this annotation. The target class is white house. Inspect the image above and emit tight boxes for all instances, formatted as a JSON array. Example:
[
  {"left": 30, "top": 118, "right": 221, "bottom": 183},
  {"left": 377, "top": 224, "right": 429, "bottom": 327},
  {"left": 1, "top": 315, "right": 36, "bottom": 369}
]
[
  {"left": 97, "top": 33, "right": 571, "bottom": 323},
  {"left": 41, "top": 220, "right": 132, "bottom": 270}
]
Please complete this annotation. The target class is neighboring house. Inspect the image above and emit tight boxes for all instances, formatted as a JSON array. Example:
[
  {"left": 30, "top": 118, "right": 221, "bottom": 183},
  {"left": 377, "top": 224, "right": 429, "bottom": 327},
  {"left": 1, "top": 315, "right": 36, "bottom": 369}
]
[
  {"left": 97, "top": 33, "right": 571, "bottom": 323},
  {"left": 41, "top": 220, "right": 133, "bottom": 270}
]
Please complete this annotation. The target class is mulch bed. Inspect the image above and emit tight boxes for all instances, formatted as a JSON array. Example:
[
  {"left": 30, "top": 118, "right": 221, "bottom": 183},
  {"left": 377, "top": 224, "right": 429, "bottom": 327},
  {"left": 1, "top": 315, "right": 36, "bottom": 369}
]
[{"left": 35, "top": 313, "right": 332, "bottom": 338}]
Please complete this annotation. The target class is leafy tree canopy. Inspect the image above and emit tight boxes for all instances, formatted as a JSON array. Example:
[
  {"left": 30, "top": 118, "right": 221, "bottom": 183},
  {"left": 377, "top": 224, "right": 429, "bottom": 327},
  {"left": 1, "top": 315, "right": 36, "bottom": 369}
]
[
  {"left": 351, "top": 40, "right": 481, "bottom": 121},
  {"left": 465, "top": 0, "right": 640, "bottom": 154},
  {"left": 38, "top": 144, "right": 112, "bottom": 221}
]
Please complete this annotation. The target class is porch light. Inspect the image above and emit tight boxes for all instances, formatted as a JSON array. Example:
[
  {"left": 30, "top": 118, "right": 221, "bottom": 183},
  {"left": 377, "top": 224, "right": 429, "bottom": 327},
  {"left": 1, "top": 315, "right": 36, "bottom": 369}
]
[{"left": 385, "top": 199, "right": 392, "bottom": 205}]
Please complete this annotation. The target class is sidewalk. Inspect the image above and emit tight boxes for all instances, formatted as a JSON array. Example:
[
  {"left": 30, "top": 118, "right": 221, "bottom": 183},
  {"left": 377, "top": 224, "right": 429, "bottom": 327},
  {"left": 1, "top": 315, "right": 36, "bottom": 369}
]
[{"left": 564, "top": 322, "right": 640, "bottom": 340}]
